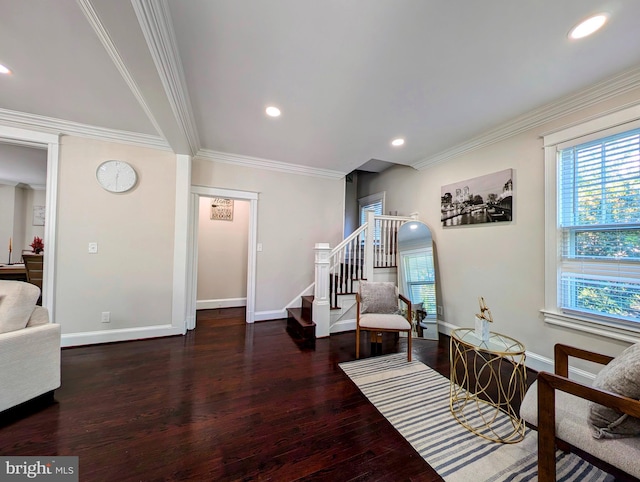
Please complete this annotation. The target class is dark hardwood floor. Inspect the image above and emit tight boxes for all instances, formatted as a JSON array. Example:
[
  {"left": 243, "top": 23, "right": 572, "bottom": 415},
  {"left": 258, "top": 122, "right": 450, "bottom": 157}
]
[{"left": 0, "top": 309, "right": 513, "bottom": 481}]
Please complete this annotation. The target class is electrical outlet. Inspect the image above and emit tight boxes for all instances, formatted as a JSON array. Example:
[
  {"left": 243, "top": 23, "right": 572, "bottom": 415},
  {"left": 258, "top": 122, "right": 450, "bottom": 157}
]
[{"left": 101, "top": 311, "right": 110, "bottom": 323}]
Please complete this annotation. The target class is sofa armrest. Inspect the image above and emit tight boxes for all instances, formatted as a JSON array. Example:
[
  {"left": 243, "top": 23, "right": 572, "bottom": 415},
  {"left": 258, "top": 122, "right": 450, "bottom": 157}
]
[
  {"left": 536, "top": 371, "right": 640, "bottom": 482},
  {"left": 0, "top": 322, "right": 61, "bottom": 412}
]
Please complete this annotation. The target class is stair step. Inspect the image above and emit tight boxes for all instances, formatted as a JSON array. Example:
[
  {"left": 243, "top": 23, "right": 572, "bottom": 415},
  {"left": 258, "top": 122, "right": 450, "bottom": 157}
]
[
  {"left": 286, "top": 307, "right": 315, "bottom": 345},
  {"left": 301, "top": 295, "right": 313, "bottom": 321}
]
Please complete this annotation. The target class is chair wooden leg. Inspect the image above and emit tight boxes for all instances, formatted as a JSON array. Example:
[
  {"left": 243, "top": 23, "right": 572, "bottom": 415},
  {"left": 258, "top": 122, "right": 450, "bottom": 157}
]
[
  {"left": 407, "top": 330, "right": 412, "bottom": 362},
  {"left": 356, "top": 326, "right": 360, "bottom": 359}
]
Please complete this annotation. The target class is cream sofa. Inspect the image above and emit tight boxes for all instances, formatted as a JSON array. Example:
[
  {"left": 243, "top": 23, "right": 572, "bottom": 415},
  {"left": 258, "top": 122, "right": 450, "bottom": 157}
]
[{"left": 0, "top": 280, "right": 61, "bottom": 413}]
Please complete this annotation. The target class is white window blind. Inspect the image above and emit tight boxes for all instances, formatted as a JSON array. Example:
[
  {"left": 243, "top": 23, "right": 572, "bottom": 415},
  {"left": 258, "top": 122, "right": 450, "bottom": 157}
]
[
  {"left": 558, "top": 127, "right": 640, "bottom": 325},
  {"left": 360, "top": 199, "right": 383, "bottom": 225},
  {"left": 402, "top": 251, "right": 436, "bottom": 315},
  {"left": 359, "top": 196, "right": 383, "bottom": 241}
]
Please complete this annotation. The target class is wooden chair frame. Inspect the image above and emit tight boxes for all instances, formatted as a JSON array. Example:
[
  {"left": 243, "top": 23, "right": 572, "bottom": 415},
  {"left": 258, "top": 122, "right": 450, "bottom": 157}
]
[
  {"left": 355, "top": 291, "right": 412, "bottom": 362},
  {"left": 536, "top": 343, "right": 640, "bottom": 481}
]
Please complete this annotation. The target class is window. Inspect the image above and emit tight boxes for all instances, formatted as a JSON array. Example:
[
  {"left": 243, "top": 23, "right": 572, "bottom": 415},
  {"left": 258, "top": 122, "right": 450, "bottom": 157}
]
[
  {"left": 358, "top": 192, "right": 384, "bottom": 241},
  {"left": 401, "top": 250, "right": 436, "bottom": 317},
  {"left": 544, "top": 105, "right": 640, "bottom": 341}
]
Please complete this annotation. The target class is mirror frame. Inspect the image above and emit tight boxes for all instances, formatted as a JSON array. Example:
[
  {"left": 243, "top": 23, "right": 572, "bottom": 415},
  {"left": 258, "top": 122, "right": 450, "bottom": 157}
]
[{"left": 397, "top": 220, "right": 437, "bottom": 338}]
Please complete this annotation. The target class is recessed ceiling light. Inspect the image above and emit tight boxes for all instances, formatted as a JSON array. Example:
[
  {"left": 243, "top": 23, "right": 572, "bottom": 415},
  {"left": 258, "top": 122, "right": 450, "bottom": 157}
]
[
  {"left": 0, "top": 64, "right": 11, "bottom": 75},
  {"left": 391, "top": 138, "right": 405, "bottom": 147},
  {"left": 265, "top": 106, "right": 281, "bottom": 117},
  {"left": 569, "top": 14, "right": 608, "bottom": 39}
]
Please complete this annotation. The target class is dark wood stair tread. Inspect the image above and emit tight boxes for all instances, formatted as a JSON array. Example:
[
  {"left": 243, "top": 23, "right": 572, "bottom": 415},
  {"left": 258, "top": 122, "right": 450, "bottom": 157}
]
[{"left": 286, "top": 307, "right": 315, "bottom": 345}]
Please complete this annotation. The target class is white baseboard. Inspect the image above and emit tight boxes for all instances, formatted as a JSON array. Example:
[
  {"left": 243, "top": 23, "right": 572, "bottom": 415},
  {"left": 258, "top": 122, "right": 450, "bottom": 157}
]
[
  {"left": 438, "top": 320, "right": 596, "bottom": 384},
  {"left": 61, "top": 324, "right": 185, "bottom": 347},
  {"left": 197, "top": 298, "right": 247, "bottom": 310},
  {"left": 254, "top": 309, "right": 287, "bottom": 322}
]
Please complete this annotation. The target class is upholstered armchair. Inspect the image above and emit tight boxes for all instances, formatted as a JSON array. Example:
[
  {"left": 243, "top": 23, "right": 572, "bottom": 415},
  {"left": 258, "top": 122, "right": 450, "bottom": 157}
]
[
  {"left": 355, "top": 281, "right": 412, "bottom": 361},
  {"left": 520, "top": 343, "right": 640, "bottom": 481},
  {"left": 0, "top": 280, "right": 61, "bottom": 412}
]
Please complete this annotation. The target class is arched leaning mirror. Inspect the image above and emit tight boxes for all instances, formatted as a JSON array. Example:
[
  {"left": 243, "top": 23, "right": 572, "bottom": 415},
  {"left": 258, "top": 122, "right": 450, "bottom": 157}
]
[{"left": 397, "top": 220, "right": 438, "bottom": 340}]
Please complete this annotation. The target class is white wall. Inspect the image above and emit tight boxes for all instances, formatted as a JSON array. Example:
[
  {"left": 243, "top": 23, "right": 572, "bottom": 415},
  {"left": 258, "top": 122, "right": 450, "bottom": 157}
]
[
  {"left": 192, "top": 159, "right": 344, "bottom": 315},
  {"left": 359, "top": 87, "right": 640, "bottom": 368},
  {"left": 197, "top": 196, "right": 249, "bottom": 307},
  {"left": 55, "top": 136, "right": 177, "bottom": 337},
  {"left": 0, "top": 186, "right": 46, "bottom": 260},
  {"left": 22, "top": 188, "right": 46, "bottom": 251},
  {"left": 0, "top": 185, "right": 15, "bottom": 263}
]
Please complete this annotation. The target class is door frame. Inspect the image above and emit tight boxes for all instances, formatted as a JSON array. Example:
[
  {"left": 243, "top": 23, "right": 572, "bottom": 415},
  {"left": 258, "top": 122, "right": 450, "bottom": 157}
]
[
  {"left": 0, "top": 125, "right": 59, "bottom": 320},
  {"left": 187, "top": 185, "right": 258, "bottom": 329}
]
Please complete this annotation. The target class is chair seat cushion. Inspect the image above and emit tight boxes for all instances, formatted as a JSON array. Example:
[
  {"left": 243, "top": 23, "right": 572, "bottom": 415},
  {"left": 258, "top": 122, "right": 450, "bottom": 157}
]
[
  {"left": 359, "top": 313, "right": 411, "bottom": 331},
  {"left": 520, "top": 380, "right": 640, "bottom": 479}
]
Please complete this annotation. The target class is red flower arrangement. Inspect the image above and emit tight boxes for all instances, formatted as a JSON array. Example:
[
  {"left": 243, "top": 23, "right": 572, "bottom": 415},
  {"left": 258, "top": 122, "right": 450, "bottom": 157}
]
[{"left": 30, "top": 236, "right": 44, "bottom": 254}]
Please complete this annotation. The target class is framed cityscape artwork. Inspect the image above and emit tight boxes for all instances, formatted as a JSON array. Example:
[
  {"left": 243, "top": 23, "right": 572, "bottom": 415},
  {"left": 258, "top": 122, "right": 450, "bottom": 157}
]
[{"left": 440, "top": 169, "right": 513, "bottom": 227}]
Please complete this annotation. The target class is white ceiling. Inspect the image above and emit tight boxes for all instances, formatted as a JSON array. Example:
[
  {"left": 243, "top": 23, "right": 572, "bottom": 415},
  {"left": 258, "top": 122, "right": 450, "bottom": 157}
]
[{"left": 1, "top": 0, "right": 640, "bottom": 178}]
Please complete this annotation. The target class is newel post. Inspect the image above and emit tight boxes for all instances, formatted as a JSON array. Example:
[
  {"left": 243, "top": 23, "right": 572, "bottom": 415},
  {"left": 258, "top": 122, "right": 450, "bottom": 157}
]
[
  {"left": 364, "top": 210, "right": 375, "bottom": 281},
  {"left": 313, "top": 243, "right": 331, "bottom": 337}
]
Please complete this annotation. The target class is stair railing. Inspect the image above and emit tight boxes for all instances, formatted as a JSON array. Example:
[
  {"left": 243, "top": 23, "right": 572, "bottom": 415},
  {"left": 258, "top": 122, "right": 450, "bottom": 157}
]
[
  {"left": 313, "top": 211, "right": 415, "bottom": 337},
  {"left": 328, "top": 223, "right": 368, "bottom": 308}
]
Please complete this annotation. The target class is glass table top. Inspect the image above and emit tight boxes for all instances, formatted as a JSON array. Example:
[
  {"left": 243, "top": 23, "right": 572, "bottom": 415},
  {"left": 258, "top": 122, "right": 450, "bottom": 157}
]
[{"left": 451, "top": 328, "right": 525, "bottom": 355}]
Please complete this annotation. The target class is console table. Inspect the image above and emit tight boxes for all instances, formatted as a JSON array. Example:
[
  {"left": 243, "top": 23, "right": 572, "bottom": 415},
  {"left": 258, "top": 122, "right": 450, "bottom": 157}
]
[
  {"left": 0, "top": 264, "right": 27, "bottom": 281},
  {"left": 449, "top": 328, "right": 526, "bottom": 443}
]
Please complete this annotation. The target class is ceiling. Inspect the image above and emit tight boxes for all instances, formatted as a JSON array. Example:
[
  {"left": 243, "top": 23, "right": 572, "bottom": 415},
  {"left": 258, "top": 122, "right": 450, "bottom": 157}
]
[{"left": 1, "top": 0, "right": 640, "bottom": 178}]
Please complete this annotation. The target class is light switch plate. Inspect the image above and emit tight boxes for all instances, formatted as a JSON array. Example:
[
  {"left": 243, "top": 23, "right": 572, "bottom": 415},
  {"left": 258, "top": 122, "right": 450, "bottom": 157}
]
[{"left": 88, "top": 242, "right": 98, "bottom": 254}]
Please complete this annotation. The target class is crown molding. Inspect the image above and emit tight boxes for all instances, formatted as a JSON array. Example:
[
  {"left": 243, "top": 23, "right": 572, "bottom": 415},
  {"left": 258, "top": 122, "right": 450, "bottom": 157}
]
[
  {"left": 196, "top": 149, "right": 346, "bottom": 180},
  {"left": 77, "top": 0, "right": 167, "bottom": 142},
  {"left": 131, "top": 0, "right": 200, "bottom": 155},
  {"left": 0, "top": 108, "right": 171, "bottom": 151},
  {"left": 412, "top": 65, "right": 640, "bottom": 170}
]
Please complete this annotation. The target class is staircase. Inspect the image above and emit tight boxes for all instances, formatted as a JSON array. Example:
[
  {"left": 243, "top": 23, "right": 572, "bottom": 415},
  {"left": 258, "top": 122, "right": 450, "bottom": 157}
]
[
  {"left": 286, "top": 212, "right": 414, "bottom": 344},
  {"left": 286, "top": 295, "right": 315, "bottom": 344}
]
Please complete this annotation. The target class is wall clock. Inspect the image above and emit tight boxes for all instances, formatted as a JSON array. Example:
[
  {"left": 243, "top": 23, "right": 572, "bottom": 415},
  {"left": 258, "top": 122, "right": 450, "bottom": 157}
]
[{"left": 96, "top": 160, "right": 137, "bottom": 193}]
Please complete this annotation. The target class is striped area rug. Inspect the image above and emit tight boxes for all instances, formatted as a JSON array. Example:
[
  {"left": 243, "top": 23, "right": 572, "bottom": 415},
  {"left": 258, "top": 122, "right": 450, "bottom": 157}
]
[{"left": 339, "top": 354, "right": 613, "bottom": 482}]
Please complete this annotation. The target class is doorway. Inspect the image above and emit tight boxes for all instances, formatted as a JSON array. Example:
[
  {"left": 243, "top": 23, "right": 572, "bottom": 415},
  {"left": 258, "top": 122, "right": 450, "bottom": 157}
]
[
  {"left": 187, "top": 186, "right": 258, "bottom": 329},
  {"left": 196, "top": 197, "right": 250, "bottom": 310},
  {"left": 0, "top": 126, "right": 59, "bottom": 316}
]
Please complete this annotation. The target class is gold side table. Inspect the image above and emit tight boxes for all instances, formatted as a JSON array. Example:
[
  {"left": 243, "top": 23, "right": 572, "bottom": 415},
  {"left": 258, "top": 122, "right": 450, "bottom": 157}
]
[{"left": 449, "top": 328, "right": 526, "bottom": 443}]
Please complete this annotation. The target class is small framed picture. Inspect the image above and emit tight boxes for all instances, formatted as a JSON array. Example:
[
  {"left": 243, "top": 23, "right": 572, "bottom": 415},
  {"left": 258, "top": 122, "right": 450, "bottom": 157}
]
[
  {"left": 32, "top": 205, "right": 45, "bottom": 226},
  {"left": 210, "top": 198, "right": 234, "bottom": 221}
]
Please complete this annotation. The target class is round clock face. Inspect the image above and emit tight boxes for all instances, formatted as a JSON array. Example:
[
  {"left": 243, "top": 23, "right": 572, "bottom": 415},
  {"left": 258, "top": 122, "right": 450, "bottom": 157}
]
[{"left": 96, "top": 160, "right": 137, "bottom": 193}]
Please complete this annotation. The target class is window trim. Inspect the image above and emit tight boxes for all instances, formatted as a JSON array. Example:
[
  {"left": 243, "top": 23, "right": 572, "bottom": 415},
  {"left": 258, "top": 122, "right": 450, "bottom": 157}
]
[
  {"left": 358, "top": 192, "right": 385, "bottom": 225},
  {"left": 543, "top": 103, "right": 640, "bottom": 343}
]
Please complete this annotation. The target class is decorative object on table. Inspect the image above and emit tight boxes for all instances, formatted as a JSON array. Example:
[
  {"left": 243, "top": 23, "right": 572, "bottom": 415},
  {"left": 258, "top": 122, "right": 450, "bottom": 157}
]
[
  {"left": 29, "top": 236, "right": 44, "bottom": 254},
  {"left": 210, "top": 197, "right": 234, "bottom": 221},
  {"left": 8, "top": 237, "right": 12, "bottom": 264},
  {"left": 474, "top": 296, "right": 493, "bottom": 341},
  {"left": 32, "top": 205, "right": 45, "bottom": 226},
  {"left": 440, "top": 168, "right": 513, "bottom": 227}
]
